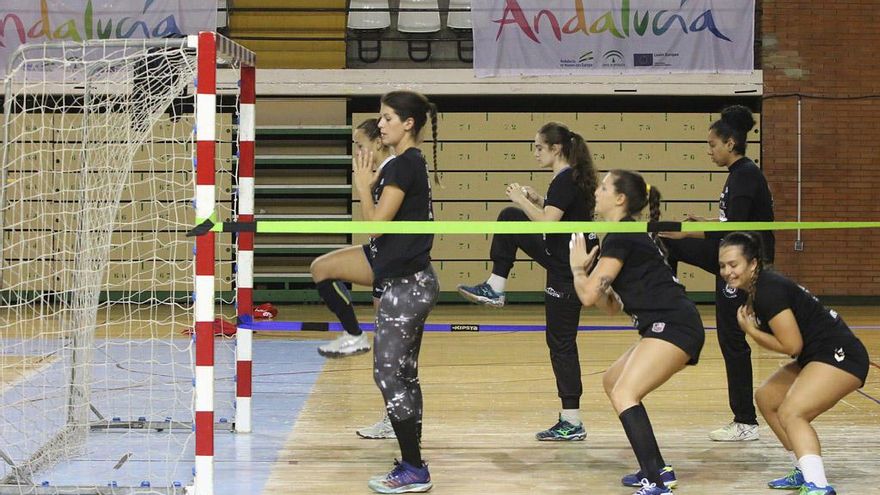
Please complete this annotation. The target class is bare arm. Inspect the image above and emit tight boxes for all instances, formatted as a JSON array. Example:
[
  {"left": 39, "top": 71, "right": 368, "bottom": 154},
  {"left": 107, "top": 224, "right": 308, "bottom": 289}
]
[
  {"left": 569, "top": 233, "right": 624, "bottom": 309},
  {"left": 352, "top": 149, "right": 405, "bottom": 224},
  {"left": 506, "top": 182, "right": 563, "bottom": 222},
  {"left": 737, "top": 306, "right": 804, "bottom": 356}
]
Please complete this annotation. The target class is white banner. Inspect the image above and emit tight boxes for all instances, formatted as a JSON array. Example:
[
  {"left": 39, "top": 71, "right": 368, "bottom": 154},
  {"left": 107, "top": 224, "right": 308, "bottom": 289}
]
[
  {"left": 0, "top": 0, "right": 216, "bottom": 75},
  {"left": 473, "top": 0, "right": 754, "bottom": 77}
]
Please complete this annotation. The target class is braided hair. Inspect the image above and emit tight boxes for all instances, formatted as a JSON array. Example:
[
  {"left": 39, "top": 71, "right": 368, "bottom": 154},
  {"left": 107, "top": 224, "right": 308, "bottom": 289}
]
[
  {"left": 380, "top": 90, "right": 441, "bottom": 185},
  {"left": 609, "top": 169, "right": 665, "bottom": 256},
  {"left": 538, "top": 122, "right": 598, "bottom": 215},
  {"left": 720, "top": 231, "right": 765, "bottom": 314}
]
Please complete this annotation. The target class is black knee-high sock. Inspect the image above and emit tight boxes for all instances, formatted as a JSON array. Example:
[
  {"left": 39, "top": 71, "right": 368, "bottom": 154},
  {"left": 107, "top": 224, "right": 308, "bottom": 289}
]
[
  {"left": 316, "top": 280, "right": 361, "bottom": 336},
  {"left": 391, "top": 417, "right": 422, "bottom": 467},
  {"left": 619, "top": 403, "right": 666, "bottom": 487}
]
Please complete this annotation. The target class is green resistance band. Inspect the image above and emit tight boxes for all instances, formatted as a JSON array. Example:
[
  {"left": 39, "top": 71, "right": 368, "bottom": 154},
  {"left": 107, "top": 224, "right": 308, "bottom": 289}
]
[{"left": 189, "top": 220, "right": 880, "bottom": 236}]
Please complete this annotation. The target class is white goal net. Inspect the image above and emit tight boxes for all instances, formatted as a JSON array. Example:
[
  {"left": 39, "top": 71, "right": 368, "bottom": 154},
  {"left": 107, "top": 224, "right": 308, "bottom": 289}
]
[{"left": 0, "top": 36, "right": 242, "bottom": 493}]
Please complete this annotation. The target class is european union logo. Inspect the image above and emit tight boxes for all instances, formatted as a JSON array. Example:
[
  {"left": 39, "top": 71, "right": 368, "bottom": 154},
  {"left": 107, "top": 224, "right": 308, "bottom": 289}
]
[{"left": 634, "top": 53, "right": 654, "bottom": 67}]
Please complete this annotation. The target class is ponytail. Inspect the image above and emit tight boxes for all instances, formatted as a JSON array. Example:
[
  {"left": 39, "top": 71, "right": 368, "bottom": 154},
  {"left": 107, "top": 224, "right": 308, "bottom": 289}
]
[
  {"left": 609, "top": 169, "right": 666, "bottom": 257},
  {"left": 567, "top": 131, "right": 597, "bottom": 215},
  {"left": 428, "top": 101, "right": 440, "bottom": 185}
]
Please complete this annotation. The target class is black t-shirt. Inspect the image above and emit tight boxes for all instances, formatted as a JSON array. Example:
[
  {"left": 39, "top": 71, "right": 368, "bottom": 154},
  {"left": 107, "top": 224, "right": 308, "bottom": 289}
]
[
  {"left": 369, "top": 148, "right": 434, "bottom": 281},
  {"left": 601, "top": 221, "right": 702, "bottom": 333},
  {"left": 543, "top": 167, "right": 595, "bottom": 262},
  {"left": 711, "top": 157, "right": 776, "bottom": 262},
  {"left": 753, "top": 270, "right": 856, "bottom": 354}
]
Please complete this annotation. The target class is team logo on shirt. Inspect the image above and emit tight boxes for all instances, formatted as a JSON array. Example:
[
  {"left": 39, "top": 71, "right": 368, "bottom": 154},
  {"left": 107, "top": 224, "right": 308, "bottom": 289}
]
[
  {"left": 722, "top": 284, "right": 739, "bottom": 299},
  {"left": 834, "top": 347, "right": 845, "bottom": 363},
  {"left": 651, "top": 322, "right": 666, "bottom": 333},
  {"left": 544, "top": 287, "right": 563, "bottom": 299}
]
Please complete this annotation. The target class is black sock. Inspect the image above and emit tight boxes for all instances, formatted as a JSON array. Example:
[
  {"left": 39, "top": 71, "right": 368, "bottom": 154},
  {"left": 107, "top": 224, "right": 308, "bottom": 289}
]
[
  {"left": 619, "top": 403, "right": 666, "bottom": 487},
  {"left": 391, "top": 417, "right": 421, "bottom": 467},
  {"left": 316, "top": 280, "right": 361, "bottom": 336}
]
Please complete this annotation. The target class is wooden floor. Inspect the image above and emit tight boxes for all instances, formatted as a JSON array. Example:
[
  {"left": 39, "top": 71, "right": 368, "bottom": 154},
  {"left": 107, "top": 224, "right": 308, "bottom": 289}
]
[
  {"left": 1, "top": 304, "right": 877, "bottom": 493},
  {"left": 262, "top": 304, "right": 880, "bottom": 494}
]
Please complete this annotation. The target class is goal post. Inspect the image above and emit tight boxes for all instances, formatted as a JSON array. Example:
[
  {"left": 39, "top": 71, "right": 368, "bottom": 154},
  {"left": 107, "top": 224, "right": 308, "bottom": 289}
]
[{"left": 0, "top": 32, "right": 254, "bottom": 495}]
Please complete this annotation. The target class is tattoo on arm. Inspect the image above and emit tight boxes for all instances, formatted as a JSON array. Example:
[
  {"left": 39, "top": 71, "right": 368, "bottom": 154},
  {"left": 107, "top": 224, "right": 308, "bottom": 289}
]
[{"left": 598, "top": 276, "right": 612, "bottom": 294}]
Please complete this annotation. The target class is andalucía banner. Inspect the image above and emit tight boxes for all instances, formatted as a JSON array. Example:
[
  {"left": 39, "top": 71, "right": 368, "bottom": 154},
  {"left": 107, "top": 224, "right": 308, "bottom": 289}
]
[
  {"left": 473, "top": 0, "right": 755, "bottom": 77},
  {"left": 0, "top": 1, "right": 216, "bottom": 76}
]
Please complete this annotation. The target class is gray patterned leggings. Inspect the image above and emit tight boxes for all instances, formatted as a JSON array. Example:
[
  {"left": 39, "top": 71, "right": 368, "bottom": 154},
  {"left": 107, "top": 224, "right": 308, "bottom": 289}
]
[{"left": 373, "top": 265, "right": 440, "bottom": 422}]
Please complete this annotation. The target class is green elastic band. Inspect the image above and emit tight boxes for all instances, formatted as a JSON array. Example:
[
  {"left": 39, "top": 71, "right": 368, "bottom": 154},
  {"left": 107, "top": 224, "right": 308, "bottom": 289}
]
[
  {"left": 196, "top": 211, "right": 219, "bottom": 225},
  {"left": 208, "top": 220, "right": 880, "bottom": 234}
]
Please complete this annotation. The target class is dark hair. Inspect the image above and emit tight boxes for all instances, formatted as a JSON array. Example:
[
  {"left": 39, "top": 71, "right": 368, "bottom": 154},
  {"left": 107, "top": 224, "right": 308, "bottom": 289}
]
[
  {"left": 609, "top": 169, "right": 665, "bottom": 254},
  {"left": 356, "top": 117, "right": 381, "bottom": 141},
  {"left": 538, "top": 122, "right": 597, "bottom": 214},
  {"left": 380, "top": 90, "right": 440, "bottom": 185},
  {"left": 709, "top": 105, "right": 756, "bottom": 156},
  {"left": 719, "top": 231, "right": 765, "bottom": 313}
]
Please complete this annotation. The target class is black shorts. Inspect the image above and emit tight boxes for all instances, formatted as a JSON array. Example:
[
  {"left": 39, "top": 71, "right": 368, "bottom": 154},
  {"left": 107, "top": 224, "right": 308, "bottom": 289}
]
[
  {"left": 639, "top": 320, "right": 706, "bottom": 366},
  {"left": 361, "top": 243, "right": 384, "bottom": 299},
  {"left": 796, "top": 336, "right": 870, "bottom": 387}
]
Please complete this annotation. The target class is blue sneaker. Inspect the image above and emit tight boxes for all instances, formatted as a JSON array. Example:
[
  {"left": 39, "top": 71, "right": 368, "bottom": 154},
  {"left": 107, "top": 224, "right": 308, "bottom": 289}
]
[
  {"left": 768, "top": 467, "right": 804, "bottom": 489},
  {"left": 368, "top": 459, "right": 432, "bottom": 493},
  {"left": 798, "top": 482, "right": 836, "bottom": 495},
  {"left": 535, "top": 415, "right": 586, "bottom": 441},
  {"left": 457, "top": 282, "right": 505, "bottom": 308},
  {"left": 632, "top": 478, "right": 673, "bottom": 495},
  {"left": 622, "top": 466, "right": 678, "bottom": 489}
]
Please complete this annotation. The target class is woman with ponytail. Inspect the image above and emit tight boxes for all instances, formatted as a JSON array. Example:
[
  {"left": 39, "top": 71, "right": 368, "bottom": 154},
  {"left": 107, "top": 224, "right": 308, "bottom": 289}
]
[
  {"left": 718, "top": 232, "right": 867, "bottom": 495},
  {"left": 660, "top": 105, "right": 775, "bottom": 442},
  {"left": 570, "top": 170, "right": 705, "bottom": 495},
  {"left": 353, "top": 90, "right": 439, "bottom": 493},
  {"left": 458, "top": 121, "right": 599, "bottom": 441}
]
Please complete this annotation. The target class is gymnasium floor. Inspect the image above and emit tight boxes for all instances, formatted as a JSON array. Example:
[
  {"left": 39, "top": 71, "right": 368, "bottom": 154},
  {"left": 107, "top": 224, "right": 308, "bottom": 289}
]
[{"left": 3, "top": 304, "right": 879, "bottom": 494}]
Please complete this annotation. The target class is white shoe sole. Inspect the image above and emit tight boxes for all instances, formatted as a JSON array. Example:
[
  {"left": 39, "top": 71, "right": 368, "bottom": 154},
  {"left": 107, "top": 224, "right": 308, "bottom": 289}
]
[
  {"left": 457, "top": 287, "right": 505, "bottom": 308},
  {"left": 356, "top": 431, "right": 396, "bottom": 439},
  {"left": 317, "top": 346, "right": 371, "bottom": 358}
]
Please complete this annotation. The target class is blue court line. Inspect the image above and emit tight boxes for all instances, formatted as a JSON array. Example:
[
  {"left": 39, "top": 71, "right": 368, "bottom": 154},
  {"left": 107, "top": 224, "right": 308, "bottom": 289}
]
[{"left": 857, "top": 389, "right": 880, "bottom": 406}]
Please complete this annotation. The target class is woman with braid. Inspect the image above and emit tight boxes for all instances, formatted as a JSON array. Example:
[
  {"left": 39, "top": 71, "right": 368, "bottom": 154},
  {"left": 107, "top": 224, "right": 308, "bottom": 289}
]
[
  {"left": 354, "top": 90, "right": 440, "bottom": 494},
  {"left": 719, "top": 232, "right": 868, "bottom": 495},
  {"left": 310, "top": 117, "right": 397, "bottom": 439},
  {"left": 458, "top": 122, "right": 599, "bottom": 441},
  {"left": 570, "top": 170, "right": 705, "bottom": 495}
]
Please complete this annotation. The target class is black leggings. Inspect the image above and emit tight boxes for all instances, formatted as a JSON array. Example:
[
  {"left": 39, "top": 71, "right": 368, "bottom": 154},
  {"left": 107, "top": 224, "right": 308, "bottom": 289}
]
[
  {"left": 373, "top": 265, "right": 440, "bottom": 423},
  {"left": 490, "top": 206, "right": 585, "bottom": 409},
  {"left": 664, "top": 237, "right": 757, "bottom": 425}
]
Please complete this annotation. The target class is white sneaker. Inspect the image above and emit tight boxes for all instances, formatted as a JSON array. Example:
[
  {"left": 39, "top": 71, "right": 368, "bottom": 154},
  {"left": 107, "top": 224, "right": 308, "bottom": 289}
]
[
  {"left": 356, "top": 415, "right": 396, "bottom": 439},
  {"left": 708, "top": 421, "right": 759, "bottom": 441},
  {"left": 317, "top": 332, "right": 370, "bottom": 358}
]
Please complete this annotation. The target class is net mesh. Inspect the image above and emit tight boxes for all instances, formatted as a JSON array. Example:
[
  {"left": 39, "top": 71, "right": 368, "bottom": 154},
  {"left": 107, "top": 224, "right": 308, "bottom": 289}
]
[{"left": 0, "top": 38, "right": 237, "bottom": 490}]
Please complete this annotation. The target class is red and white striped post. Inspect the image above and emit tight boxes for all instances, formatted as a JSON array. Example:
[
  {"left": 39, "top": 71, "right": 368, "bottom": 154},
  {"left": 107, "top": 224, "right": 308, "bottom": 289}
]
[
  {"left": 193, "top": 31, "right": 217, "bottom": 495},
  {"left": 235, "top": 64, "right": 255, "bottom": 433}
]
